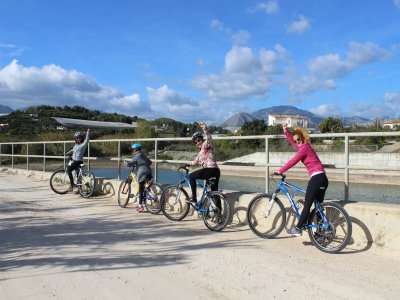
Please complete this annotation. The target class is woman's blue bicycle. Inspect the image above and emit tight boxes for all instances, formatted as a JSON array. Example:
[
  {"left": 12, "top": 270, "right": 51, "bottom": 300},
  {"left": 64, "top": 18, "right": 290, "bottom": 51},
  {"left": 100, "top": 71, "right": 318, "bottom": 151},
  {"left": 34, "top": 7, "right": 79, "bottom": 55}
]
[
  {"left": 160, "top": 165, "right": 231, "bottom": 232},
  {"left": 247, "top": 173, "right": 352, "bottom": 253}
]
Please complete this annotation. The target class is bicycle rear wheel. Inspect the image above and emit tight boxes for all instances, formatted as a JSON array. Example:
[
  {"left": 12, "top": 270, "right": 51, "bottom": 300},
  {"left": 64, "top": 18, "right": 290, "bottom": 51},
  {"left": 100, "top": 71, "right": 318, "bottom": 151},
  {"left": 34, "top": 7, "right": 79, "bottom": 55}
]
[
  {"left": 307, "top": 202, "right": 352, "bottom": 254},
  {"left": 79, "top": 171, "right": 96, "bottom": 198},
  {"left": 201, "top": 191, "right": 230, "bottom": 232},
  {"left": 50, "top": 169, "right": 71, "bottom": 194},
  {"left": 118, "top": 180, "right": 132, "bottom": 208},
  {"left": 144, "top": 182, "right": 163, "bottom": 214},
  {"left": 247, "top": 194, "right": 286, "bottom": 238},
  {"left": 161, "top": 185, "right": 190, "bottom": 221}
]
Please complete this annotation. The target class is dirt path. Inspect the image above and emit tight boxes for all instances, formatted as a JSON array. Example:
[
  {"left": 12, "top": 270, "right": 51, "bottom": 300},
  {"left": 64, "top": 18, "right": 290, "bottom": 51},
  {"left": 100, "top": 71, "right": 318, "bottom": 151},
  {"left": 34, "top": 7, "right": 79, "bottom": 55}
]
[{"left": 0, "top": 172, "right": 399, "bottom": 300}]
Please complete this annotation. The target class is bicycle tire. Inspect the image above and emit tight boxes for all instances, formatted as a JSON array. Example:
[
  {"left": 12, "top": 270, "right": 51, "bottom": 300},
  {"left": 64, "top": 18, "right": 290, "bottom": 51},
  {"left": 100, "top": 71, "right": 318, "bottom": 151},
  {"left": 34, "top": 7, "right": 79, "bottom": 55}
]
[
  {"left": 118, "top": 180, "right": 132, "bottom": 208},
  {"left": 79, "top": 171, "right": 96, "bottom": 198},
  {"left": 201, "top": 191, "right": 230, "bottom": 232},
  {"left": 144, "top": 182, "right": 163, "bottom": 214},
  {"left": 49, "top": 169, "right": 71, "bottom": 194},
  {"left": 307, "top": 202, "right": 352, "bottom": 254},
  {"left": 161, "top": 185, "right": 190, "bottom": 221},
  {"left": 247, "top": 193, "right": 286, "bottom": 239}
]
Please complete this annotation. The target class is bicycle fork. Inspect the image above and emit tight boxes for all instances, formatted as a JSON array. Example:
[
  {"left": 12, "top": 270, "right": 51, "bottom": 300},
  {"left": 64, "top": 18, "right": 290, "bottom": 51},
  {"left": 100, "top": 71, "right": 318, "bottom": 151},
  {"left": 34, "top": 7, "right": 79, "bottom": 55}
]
[{"left": 265, "top": 192, "right": 277, "bottom": 218}]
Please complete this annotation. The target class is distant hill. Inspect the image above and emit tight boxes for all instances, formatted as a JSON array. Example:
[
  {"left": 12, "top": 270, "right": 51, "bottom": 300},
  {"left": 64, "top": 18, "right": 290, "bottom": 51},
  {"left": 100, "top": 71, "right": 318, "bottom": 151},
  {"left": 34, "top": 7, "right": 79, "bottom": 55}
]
[
  {"left": 219, "top": 105, "right": 371, "bottom": 128},
  {"left": 341, "top": 116, "right": 371, "bottom": 126},
  {"left": 219, "top": 112, "right": 255, "bottom": 128},
  {"left": 0, "top": 105, "right": 13, "bottom": 114},
  {"left": 251, "top": 105, "right": 324, "bottom": 126}
]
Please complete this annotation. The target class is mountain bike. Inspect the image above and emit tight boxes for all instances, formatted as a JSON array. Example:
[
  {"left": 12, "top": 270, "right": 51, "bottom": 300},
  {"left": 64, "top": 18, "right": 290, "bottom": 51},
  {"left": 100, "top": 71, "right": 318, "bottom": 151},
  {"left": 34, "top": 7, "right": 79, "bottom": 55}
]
[
  {"left": 160, "top": 165, "right": 230, "bottom": 232},
  {"left": 49, "top": 155, "right": 96, "bottom": 198},
  {"left": 117, "top": 168, "right": 163, "bottom": 214},
  {"left": 246, "top": 173, "right": 352, "bottom": 253}
]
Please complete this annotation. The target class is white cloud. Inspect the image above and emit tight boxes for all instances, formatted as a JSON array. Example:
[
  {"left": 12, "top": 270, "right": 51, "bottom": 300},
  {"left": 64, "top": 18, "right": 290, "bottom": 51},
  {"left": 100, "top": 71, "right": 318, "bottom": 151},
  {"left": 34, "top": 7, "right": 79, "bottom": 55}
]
[
  {"left": 191, "top": 45, "right": 287, "bottom": 101},
  {"left": 347, "top": 92, "right": 400, "bottom": 119},
  {"left": 232, "top": 30, "right": 251, "bottom": 45},
  {"left": 249, "top": 1, "right": 279, "bottom": 14},
  {"left": 287, "top": 15, "right": 311, "bottom": 34},
  {"left": 309, "top": 104, "right": 342, "bottom": 117},
  {"left": 308, "top": 54, "right": 351, "bottom": 78},
  {"left": 210, "top": 19, "right": 231, "bottom": 33},
  {"left": 146, "top": 85, "right": 203, "bottom": 121},
  {"left": 289, "top": 76, "right": 336, "bottom": 95},
  {"left": 0, "top": 60, "right": 150, "bottom": 116},
  {"left": 286, "top": 42, "right": 394, "bottom": 98},
  {"left": 395, "top": 0, "right": 400, "bottom": 9}
]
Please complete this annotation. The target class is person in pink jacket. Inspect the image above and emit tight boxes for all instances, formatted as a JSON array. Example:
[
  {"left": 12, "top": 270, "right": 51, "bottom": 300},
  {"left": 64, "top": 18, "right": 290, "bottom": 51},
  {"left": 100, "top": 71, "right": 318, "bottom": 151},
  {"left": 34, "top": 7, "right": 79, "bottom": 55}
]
[
  {"left": 187, "top": 122, "right": 220, "bottom": 206},
  {"left": 275, "top": 123, "right": 329, "bottom": 237}
]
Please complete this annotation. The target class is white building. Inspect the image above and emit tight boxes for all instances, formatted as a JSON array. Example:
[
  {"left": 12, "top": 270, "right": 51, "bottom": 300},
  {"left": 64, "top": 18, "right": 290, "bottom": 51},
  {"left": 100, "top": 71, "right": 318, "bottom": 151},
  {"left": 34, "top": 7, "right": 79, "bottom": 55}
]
[
  {"left": 268, "top": 114, "right": 308, "bottom": 128},
  {"left": 382, "top": 119, "right": 400, "bottom": 130}
]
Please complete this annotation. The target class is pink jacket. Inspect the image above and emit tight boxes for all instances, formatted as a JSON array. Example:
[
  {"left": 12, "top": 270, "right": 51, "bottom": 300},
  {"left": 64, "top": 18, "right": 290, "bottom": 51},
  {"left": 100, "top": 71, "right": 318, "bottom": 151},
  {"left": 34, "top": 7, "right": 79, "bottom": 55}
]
[
  {"left": 278, "top": 130, "right": 325, "bottom": 177},
  {"left": 192, "top": 127, "right": 218, "bottom": 168}
]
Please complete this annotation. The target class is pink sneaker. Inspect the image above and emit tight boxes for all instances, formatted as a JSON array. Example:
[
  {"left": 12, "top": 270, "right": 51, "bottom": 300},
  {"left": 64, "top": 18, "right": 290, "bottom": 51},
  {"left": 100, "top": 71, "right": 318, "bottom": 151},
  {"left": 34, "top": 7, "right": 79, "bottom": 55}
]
[{"left": 137, "top": 206, "right": 145, "bottom": 213}]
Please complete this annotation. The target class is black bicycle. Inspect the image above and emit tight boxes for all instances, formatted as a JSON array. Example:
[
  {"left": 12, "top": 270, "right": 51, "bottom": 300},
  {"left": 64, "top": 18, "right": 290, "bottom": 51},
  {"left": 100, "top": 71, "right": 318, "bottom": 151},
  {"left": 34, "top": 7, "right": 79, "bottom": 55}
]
[{"left": 49, "top": 155, "right": 96, "bottom": 198}]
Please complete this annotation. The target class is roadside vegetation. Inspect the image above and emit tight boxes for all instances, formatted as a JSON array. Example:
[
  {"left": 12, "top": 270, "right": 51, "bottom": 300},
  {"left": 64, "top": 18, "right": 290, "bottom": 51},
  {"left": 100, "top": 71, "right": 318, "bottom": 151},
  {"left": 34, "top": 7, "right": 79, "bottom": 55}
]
[{"left": 0, "top": 106, "right": 399, "bottom": 161}]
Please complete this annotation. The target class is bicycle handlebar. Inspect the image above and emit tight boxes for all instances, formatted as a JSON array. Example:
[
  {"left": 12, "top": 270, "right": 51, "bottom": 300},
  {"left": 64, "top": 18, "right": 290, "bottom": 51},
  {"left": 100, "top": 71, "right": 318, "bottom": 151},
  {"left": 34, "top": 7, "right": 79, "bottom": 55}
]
[
  {"left": 177, "top": 165, "right": 190, "bottom": 174},
  {"left": 273, "top": 172, "right": 286, "bottom": 180}
]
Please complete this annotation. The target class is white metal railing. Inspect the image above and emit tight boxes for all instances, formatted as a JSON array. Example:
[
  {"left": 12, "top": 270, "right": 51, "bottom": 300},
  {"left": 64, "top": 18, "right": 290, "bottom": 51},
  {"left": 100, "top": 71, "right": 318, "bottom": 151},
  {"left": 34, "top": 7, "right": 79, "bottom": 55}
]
[{"left": 0, "top": 131, "right": 399, "bottom": 201}]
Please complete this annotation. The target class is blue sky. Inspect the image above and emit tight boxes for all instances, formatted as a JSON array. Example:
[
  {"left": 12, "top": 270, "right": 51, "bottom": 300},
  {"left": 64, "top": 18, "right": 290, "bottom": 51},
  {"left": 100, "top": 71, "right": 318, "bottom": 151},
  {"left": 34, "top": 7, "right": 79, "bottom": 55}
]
[{"left": 0, "top": 0, "right": 399, "bottom": 124}]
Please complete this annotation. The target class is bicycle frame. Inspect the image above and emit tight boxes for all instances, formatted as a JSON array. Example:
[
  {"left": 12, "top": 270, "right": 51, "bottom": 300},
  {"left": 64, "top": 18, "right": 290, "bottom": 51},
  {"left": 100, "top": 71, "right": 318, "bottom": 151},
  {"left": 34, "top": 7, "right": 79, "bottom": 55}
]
[
  {"left": 176, "top": 167, "right": 217, "bottom": 213},
  {"left": 272, "top": 176, "right": 330, "bottom": 230}
]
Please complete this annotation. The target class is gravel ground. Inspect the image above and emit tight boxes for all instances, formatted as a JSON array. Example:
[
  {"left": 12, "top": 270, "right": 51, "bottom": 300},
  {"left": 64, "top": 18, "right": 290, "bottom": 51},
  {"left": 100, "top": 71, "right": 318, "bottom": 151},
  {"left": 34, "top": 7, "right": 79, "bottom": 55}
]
[{"left": 0, "top": 171, "right": 399, "bottom": 300}]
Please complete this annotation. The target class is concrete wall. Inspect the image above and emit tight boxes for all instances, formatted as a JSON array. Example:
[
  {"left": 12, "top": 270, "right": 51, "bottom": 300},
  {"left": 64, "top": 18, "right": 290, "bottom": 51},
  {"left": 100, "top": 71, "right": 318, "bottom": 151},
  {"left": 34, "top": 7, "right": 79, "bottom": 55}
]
[
  {"left": 227, "top": 152, "right": 400, "bottom": 168},
  {"left": 2, "top": 168, "right": 400, "bottom": 254}
]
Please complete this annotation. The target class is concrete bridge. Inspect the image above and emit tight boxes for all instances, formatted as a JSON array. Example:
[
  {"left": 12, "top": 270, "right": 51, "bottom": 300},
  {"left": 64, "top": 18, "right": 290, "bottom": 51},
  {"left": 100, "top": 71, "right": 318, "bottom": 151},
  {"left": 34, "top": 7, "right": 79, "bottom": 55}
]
[{"left": 1, "top": 168, "right": 399, "bottom": 299}]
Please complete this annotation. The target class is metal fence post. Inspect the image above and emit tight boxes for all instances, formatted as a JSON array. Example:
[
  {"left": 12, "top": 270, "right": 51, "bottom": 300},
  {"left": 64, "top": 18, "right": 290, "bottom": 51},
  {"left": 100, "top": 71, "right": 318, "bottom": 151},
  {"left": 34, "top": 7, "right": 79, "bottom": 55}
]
[
  {"left": 154, "top": 139, "right": 158, "bottom": 182},
  {"left": 344, "top": 135, "right": 349, "bottom": 201},
  {"left": 43, "top": 143, "right": 46, "bottom": 172},
  {"left": 63, "top": 142, "right": 66, "bottom": 169},
  {"left": 87, "top": 142, "right": 90, "bottom": 171},
  {"left": 0, "top": 144, "right": 2, "bottom": 166},
  {"left": 26, "top": 143, "right": 29, "bottom": 170},
  {"left": 11, "top": 143, "right": 14, "bottom": 168},
  {"left": 265, "top": 136, "right": 269, "bottom": 193},
  {"left": 117, "top": 141, "right": 121, "bottom": 180}
]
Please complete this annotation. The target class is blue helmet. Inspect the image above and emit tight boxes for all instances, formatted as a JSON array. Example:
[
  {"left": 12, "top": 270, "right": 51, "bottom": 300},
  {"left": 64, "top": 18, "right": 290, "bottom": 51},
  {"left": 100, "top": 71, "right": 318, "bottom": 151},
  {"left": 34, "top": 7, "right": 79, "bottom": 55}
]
[{"left": 131, "top": 143, "right": 142, "bottom": 150}]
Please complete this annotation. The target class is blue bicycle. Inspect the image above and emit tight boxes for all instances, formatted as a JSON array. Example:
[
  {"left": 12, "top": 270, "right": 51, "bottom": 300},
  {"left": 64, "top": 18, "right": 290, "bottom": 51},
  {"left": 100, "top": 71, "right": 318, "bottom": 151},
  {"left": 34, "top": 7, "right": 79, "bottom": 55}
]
[
  {"left": 160, "top": 165, "right": 230, "bottom": 232},
  {"left": 247, "top": 173, "right": 352, "bottom": 253}
]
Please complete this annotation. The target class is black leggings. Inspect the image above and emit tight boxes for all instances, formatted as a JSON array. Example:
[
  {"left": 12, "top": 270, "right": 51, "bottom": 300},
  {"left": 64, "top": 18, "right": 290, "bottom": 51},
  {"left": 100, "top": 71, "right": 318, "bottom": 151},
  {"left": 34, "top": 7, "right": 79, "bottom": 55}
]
[
  {"left": 138, "top": 175, "right": 153, "bottom": 205},
  {"left": 297, "top": 172, "right": 329, "bottom": 229},
  {"left": 66, "top": 160, "right": 83, "bottom": 186},
  {"left": 188, "top": 168, "right": 220, "bottom": 202}
]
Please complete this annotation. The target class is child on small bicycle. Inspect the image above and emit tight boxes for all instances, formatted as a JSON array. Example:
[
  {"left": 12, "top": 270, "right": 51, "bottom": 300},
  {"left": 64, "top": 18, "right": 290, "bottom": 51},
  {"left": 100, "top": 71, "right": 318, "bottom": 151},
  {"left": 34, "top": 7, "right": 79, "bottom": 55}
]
[
  {"left": 187, "top": 122, "right": 220, "bottom": 207},
  {"left": 126, "top": 143, "right": 153, "bottom": 212},
  {"left": 274, "top": 123, "right": 329, "bottom": 237},
  {"left": 65, "top": 129, "right": 90, "bottom": 191}
]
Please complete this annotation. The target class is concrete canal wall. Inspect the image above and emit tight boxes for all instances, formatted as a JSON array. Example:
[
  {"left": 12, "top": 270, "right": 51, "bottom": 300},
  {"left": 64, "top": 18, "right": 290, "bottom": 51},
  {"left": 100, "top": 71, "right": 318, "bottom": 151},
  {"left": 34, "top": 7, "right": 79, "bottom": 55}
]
[{"left": 2, "top": 168, "right": 400, "bottom": 254}]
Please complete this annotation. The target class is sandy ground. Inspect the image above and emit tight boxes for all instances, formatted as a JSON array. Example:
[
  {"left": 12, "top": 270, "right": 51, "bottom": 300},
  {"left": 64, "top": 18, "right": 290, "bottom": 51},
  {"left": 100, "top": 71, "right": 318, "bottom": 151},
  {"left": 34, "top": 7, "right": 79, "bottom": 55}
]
[{"left": 1, "top": 172, "right": 400, "bottom": 300}]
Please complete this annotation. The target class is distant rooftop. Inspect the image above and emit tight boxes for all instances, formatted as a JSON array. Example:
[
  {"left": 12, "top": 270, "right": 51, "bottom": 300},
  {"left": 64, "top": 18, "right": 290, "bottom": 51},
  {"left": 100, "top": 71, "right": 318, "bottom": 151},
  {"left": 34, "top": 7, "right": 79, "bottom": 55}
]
[{"left": 53, "top": 117, "right": 138, "bottom": 129}]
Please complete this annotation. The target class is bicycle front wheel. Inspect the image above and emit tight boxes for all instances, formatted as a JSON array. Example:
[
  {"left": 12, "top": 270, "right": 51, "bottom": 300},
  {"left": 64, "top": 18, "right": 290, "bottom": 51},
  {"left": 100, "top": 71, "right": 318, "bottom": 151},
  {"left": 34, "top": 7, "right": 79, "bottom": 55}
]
[
  {"left": 50, "top": 169, "right": 71, "bottom": 194},
  {"left": 117, "top": 180, "right": 132, "bottom": 208},
  {"left": 201, "top": 191, "right": 230, "bottom": 232},
  {"left": 161, "top": 185, "right": 190, "bottom": 221},
  {"left": 247, "top": 194, "right": 286, "bottom": 238},
  {"left": 307, "top": 202, "right": 352, "bottom": 254},
  {"left": 79, "top": 171, "right": 96, "bottom": 198},
  {"left": 144, "top": 183, "right": 163, "bottom": 214}
]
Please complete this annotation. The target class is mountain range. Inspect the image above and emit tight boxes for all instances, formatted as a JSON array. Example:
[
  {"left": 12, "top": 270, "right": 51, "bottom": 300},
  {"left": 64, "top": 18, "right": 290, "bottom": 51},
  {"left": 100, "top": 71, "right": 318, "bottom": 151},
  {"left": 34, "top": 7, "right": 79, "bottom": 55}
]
[
  {"left": 219, "top": 105, "right": 371, "bottom": 128},
  {"left": 0, "top": 105, "right": 14, "bottom": 114}
]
